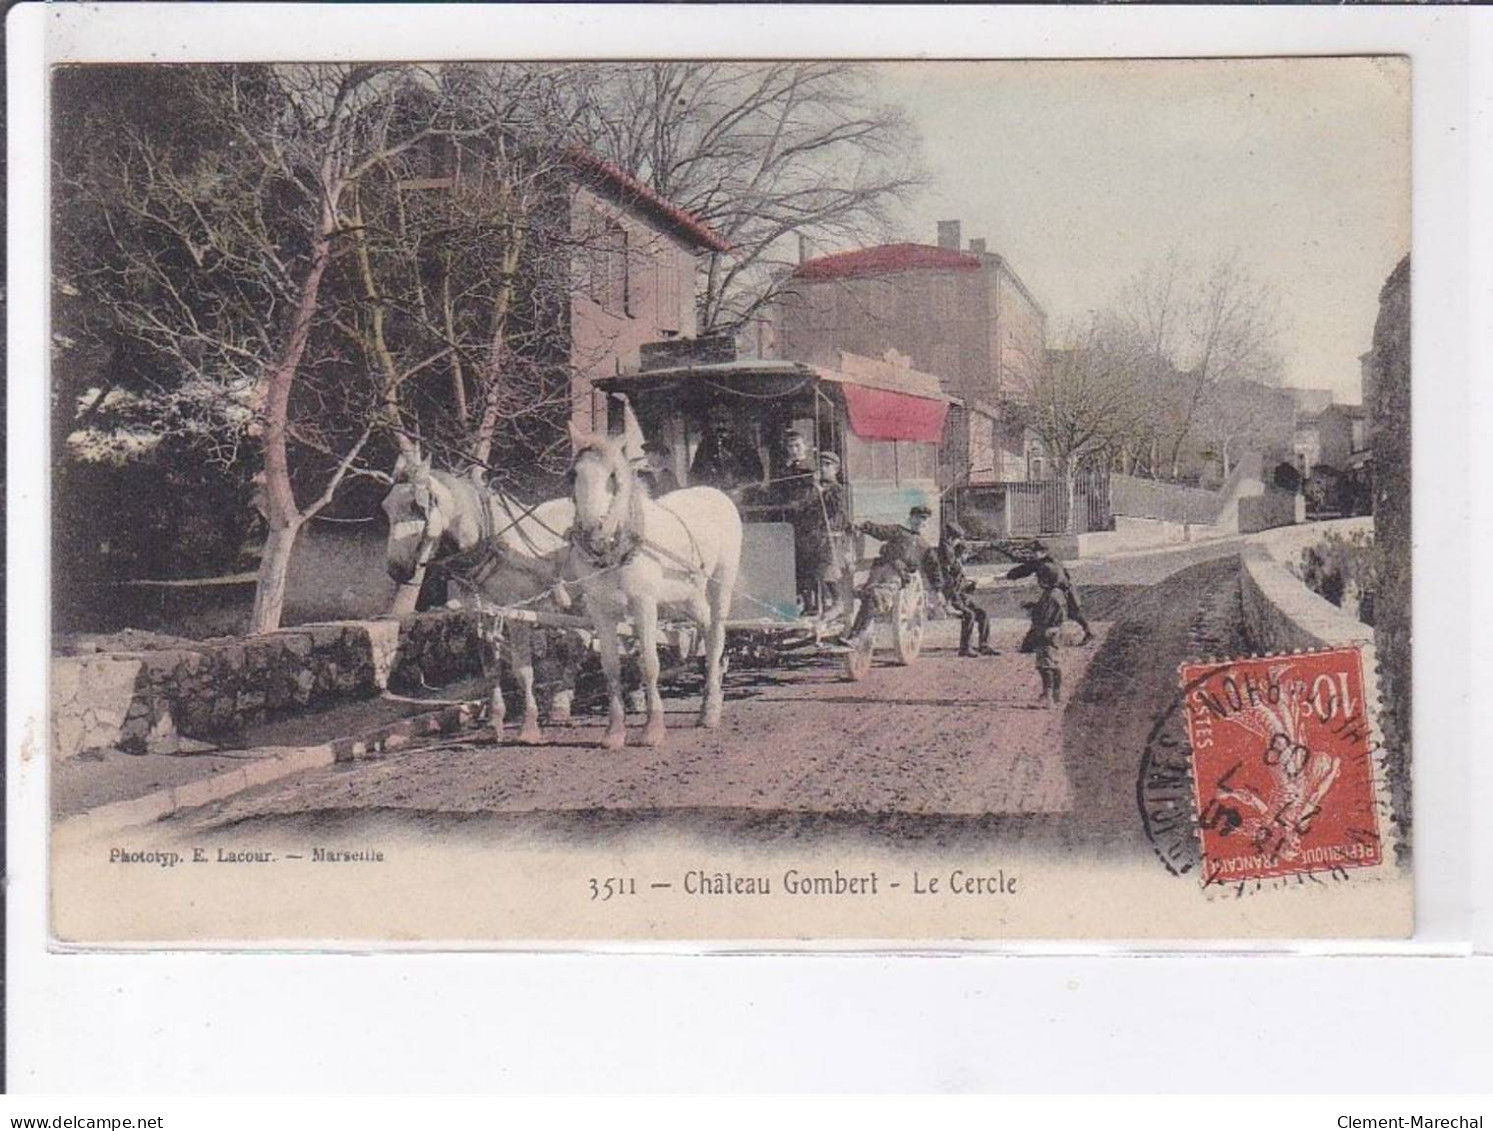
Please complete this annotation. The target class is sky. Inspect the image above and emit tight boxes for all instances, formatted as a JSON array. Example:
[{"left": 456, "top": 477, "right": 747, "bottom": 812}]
[{"left": 871, "top": 58, "right": 1410, "bottom": 403}]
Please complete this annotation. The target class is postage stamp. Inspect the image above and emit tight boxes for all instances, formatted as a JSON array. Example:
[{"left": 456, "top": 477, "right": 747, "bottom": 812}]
[{"left": 1180, "top": 648, "right": 1387, "bottom": 890}]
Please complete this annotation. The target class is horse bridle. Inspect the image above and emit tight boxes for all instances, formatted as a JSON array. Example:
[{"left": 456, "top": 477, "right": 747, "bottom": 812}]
[{"left": 568, "top": 450, "right": 706, "bottom": 582}]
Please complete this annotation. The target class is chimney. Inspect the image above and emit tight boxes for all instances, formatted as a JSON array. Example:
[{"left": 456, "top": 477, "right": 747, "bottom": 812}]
[
  {"left": 969, "top": 238, "right": 987, "bottom": 256},
  {"left": 936, "top": 220, "right": 961, "bottom": 250},
  {"left": 798, "top": 233, "right": 811, "bottom": 264}
]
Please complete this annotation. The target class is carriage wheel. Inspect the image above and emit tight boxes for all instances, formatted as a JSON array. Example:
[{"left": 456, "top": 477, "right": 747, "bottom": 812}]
[
  {"left": 844, "top": 630, "right": 874, "bottom": 682},
  {"left": 892, "top": 575, "right": 926, "bottom": 666}
]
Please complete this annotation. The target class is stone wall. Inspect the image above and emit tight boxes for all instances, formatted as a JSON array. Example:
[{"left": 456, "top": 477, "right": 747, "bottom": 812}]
[
  {"left": 1076, "top": 516, "right": 1220, "bottom": 557},
  {"left": 1369, "top": 254, "right": 1412, "bottom": 843},
  {"left": 1237, "top": 489, "right": 1301, "bottom": 534},
  {"left": 1238, "top": 546, "right": 1373, "bottom": 656},
  {"left": 1235, "top": 544, "right": 1408, "bottom": 853},
  {"left": 1109, "top": 474, "right": 1220, "bottom": 525},
  {"left": 52, "top": 610, "right": 489, "bottom": 761}
]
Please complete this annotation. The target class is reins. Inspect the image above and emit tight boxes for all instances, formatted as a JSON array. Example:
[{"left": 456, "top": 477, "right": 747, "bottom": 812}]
[{"left": 420, "top": 472, "right": 566, "bottom": 591}]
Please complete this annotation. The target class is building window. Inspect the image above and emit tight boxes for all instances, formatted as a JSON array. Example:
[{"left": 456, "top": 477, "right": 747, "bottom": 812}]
[
  {"left": 586, "top": 218, "right": 631, "bottom": 316},
  {"left": 932, "top": 276, "right": 959, "bottom": 321},
  {"left": 1026, "top": 440, "right": 1046, "bottom": 481},
  {"left": 658, "top": 253, "right": 680, "bottom": 332}
]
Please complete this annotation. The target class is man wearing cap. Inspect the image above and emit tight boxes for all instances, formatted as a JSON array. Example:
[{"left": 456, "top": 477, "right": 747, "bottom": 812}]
[
  {"left": 689, "top": 411, "right": 765, "bottom": 495},
  {"left": 813, "top": 450, "right": 850, "bottom": 615},
  {"left": 772, "top": 430, "right": 846, "bottom": 615},
  {"left": 637, "top": 440, "right": 679, "bottom": 497},
  {"left": 927, "top": 522, "right": 995, "bottom": 657},
  {"left": 842, "top": 504, "right": 934, "bottom": 644}
]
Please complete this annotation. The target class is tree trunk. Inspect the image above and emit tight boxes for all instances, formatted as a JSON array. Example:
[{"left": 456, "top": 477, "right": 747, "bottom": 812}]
[
  {"left": 471, "top": 236, "right": 524, "bottom": 465},
  {"left": 1064, "top": 463, "right": 1079, "bottom": 534},
  {"left": 249, "top": 519, "right": 302, "bottom": 636},
  {"left": 251, "top": 209, "right": 335, "bottom": 633},
  {"left": 389, "top": 578, "right": 424, "bottom": 617}
]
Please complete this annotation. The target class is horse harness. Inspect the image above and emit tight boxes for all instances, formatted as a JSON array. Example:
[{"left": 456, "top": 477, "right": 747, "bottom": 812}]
[
  {"left": 422, "top": 475, "right": 563, "bottom": 591},
  {"left": 569, "top": 486, "right": 708, "bottom": 585}
]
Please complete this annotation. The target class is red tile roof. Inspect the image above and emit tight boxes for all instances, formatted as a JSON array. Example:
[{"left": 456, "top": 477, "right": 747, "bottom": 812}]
[
  {"left": 566, "top": 148, "right": 731, "bottom": 253},
  {"left": 793, "top": 242, "right": 983, "bottom": 280}
]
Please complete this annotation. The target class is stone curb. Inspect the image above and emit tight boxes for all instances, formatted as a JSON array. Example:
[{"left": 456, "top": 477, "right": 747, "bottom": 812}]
[{"left": 53, "top": 699, "right": 484, "bottom": 845}]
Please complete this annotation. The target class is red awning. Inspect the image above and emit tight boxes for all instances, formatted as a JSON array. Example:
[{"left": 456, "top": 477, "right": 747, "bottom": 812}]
[{"left": 841, "top": 384, "right": 949, "bottom": 443}]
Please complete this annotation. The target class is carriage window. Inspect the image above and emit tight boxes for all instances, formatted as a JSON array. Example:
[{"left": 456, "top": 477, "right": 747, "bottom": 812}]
[
  {"left": 845, "top": 431, "right": 873, "bottom": 479},
  {"left": 897, "top": 440, "right": 936, "bottom": 480},
  {"left": 870, "top": 439, "right": 897, "bottom": 480}
]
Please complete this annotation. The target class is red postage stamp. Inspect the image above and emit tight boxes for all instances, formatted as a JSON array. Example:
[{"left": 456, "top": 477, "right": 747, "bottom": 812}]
[{"left": 1179, "top": 647, "right": 1383, "bottom": 888}]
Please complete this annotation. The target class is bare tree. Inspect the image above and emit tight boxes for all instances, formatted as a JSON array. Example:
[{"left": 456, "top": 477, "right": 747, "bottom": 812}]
[
  {"left": 54, "top": 64, "right": 458, "bottom": 632},
  {"left": 579, "top": 62, "right": 924, "bottom": 336},
  {"left": 1112, "top": 251, "right": 1285, "bottom": 479},
  {"left": 341, "top": 64, "right": 605, "bottom": 611},
  {"left": 1011, "top": 319, "right": 1140, "bottom": 532},
  {"left": 1194, "top": 378, "right": 1298, "bottom": 479}
]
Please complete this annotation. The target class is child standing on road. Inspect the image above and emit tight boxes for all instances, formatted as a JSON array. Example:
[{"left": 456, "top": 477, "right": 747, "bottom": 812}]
[{"left": 1022, "top": 580, "right": 1070, "bottom": 707}]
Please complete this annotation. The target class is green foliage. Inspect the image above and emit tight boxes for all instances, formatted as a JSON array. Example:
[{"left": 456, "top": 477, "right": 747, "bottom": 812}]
[{"left": 1293, "top": 527, "right": 1377, "bottom": 626}]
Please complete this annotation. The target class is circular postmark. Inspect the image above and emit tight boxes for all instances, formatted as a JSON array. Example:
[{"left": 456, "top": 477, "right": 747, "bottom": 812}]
[{"left": 1135, "top": 679, "right": 1202, "bottom": 879}]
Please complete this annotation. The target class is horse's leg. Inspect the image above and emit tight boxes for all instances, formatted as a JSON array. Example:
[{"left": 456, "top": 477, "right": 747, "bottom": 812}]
[
  {"left": 596, "top": 613, "right": 628, "bottom": 751},
  {"left": 511, "top": 622, "right": 544, "bottom": 745},
  {"left": 548, "top": 631, "right": 575, "bottom": 725},
  {"left": 486, "top": 616, "right": 508, "bottom": 739},
  {"left": 630, "top": 594, "right": 666, "bottom": 747},
  {"left": 700, "top": 568, "right": 736, "bottom": 730}
]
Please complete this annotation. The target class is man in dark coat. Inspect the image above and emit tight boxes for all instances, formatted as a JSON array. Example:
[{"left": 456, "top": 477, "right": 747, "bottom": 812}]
[
  {"left": 689, "top": 415, "right": 764, "bottom": 495},
  {"left": 927, "top": 522, "right": 995, "bottom": 657},
  {"left": 776, "top": 434, "right": 846, "bottom": 615},
  {"left": 1006, "top": 540, "right": 1093, "bottom": 642},
  {"left": 842, "top": 504, "right": 933, "bottom": 643}
]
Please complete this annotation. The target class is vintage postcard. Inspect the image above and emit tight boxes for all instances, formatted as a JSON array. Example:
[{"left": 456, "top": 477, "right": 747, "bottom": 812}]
[{"left": 45, "top": 55, "right": 1412, "bottom": 945}]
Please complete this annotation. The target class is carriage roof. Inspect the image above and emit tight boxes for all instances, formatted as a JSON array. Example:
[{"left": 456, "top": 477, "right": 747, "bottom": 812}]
[{"left": 596, "top": 355, "right": 961, "bottom": 407}]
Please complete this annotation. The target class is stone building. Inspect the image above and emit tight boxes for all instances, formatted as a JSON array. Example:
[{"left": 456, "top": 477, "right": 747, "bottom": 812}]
[
  {"left": 565, "top": 151, "right": 730, "bottom": 433},
  {"left": 770, "top": 221, "right": 1047, "bottom": 482},
  {"left": 1293, "top": 402, "right": 1368, "bottom": 478}
]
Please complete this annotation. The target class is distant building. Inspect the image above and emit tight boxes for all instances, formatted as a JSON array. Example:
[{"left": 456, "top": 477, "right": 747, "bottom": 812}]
[
  {"left": 1293, "top": 402, "right": 1367, "bottom": 478},
  {"left": 398, "top": 142, "right": 728, "bottom": 439},
  {"left": 1286, "top": 387, "right": 1336, "bottom": 416},
  {"left": 770, "top": 220, "right": 1047, "bottom": 482}
]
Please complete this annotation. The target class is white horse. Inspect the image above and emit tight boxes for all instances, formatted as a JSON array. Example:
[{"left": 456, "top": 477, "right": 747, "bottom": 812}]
[
  {"left": 567, "top": 431, "right": 742, "bottom": 749},
  {"left": 383, "top": 452, "right": 576, "bottom": 744}
]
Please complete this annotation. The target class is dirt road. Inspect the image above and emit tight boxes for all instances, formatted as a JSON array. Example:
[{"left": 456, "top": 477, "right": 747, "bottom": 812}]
[{"left": 175, "top": 551, "right": 1251, "bottom": 859}]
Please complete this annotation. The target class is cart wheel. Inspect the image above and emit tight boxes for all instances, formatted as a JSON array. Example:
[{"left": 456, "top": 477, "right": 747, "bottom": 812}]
[
  {"left": 893, "top": 575, "right": 926, "bottom": 666},
  {"left": 845, "top": 631, "right": 874, "bottom": 682}
]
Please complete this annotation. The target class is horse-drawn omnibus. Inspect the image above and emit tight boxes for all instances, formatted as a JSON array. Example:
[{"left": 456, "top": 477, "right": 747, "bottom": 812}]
[{"left": 595, "top": 348, "right": 959, "bottom": 679}]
